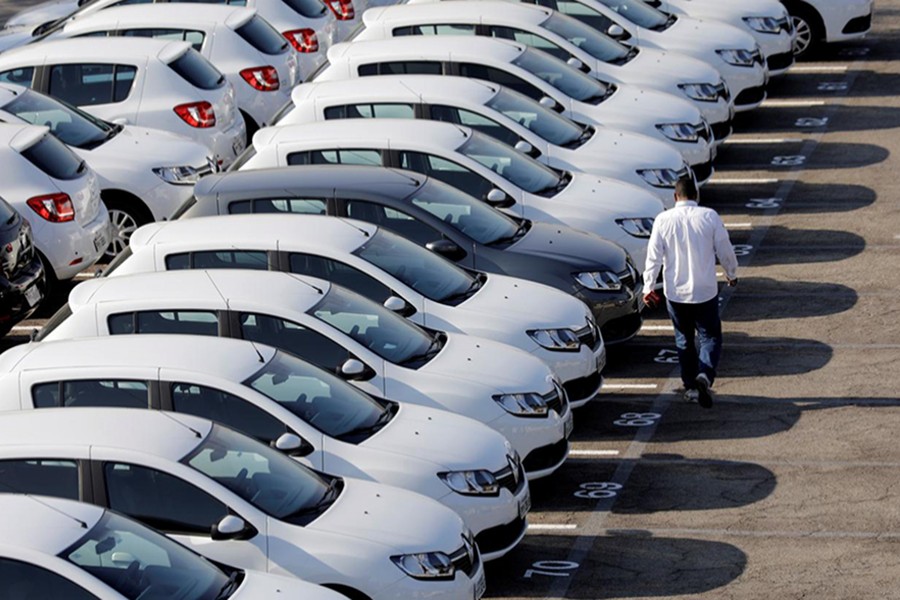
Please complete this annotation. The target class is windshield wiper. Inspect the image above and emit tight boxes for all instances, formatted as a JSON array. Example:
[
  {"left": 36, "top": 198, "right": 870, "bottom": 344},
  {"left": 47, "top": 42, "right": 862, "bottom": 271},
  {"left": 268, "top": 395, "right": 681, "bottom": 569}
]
[
  {"left": 338, "top": 406, "right": 395, "bottom": 439},
  {"left": 284, "top": 478, "right": 342, "bottom": 520},
  {"left": 400, "top": 334, "right": 445, "bottom": 366},
  {"left": 214, "top": 570, "right": 241, "bottom": 600},
  {"left": 489, "top": 220, "right": 530, "bottom": 246}
]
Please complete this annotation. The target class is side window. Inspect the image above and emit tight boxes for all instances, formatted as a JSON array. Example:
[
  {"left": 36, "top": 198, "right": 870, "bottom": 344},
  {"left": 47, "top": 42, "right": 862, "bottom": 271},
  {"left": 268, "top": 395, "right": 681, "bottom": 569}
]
[
  {"left": 288, "top": 253, "right": 392, "bottom": 303},
  {"left": 0, "top": 558, "right": 98, "bottom": 600},
  {"left": 487, "top": 26, "right": 569, "bottom": 60},
  {"left": 107, "top": 311, "right": 219, "bottom": 336},
  {"left": 358, "top": 61, "right": 443, "bottom": 76},
  {"left": 307, "top": 149, "right": 383, "bottom": 167},
  {"left": 164, "top": 253, "right": 191, "bottom": 270},
  {"left": 227, "top": 200, "right": 253, "bottom": 214},
  {"left": 253, "top": 198, "right": 327, "bottom": 215},
  {"left": 31, "top": 380, "right": 149, "bottom": 409},
  {"left": 393, "top": 24, "right": 476, "bottom": 36},
  {"left": 105, "top": 463, "right": 228, "bottom": 535},
  {"left": 121, "top": 28, "right": 205, "bottom": 51},
  {"left": 171, "top": 383, "right": 285, "bottom": 443},
  {"left": 168, "top": 250, "right": 269, "bottom": 270},
  {"left": 458, "top": 63, "right": 543, "bottom": 100},
  {"left": 345, "top": 200, "right": 443, "bottom": 247},
  {"left": 286, "top": 151, "right": 311, "bottom": 165},
  {"left": 48, "top": 63, "right": 137, "bottom": 106},
  {"left": 239, "top": 313, "right": 349, "bottom": 372},
  {"left": 397, "top": 150, "right": 493, "bottom": 199},
  {"left": 430, "top": 105, "right": 520, "bottom": 145},
  {"left": 324, "top": 103, "right": 414, "bottom": 120},
  {"left": 0, "top": 67, "right": 35, "bottom": 87},
  {"left": 357, "top": 63, "right": 378, "bottom": 76},
  {"left": 0, "top": 459, "right": 80, "bottom": 500}
]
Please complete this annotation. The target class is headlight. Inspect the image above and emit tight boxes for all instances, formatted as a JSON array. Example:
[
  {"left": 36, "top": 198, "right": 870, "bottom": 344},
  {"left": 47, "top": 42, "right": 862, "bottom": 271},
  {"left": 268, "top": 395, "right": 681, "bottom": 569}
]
[
  {"left": 152, "top": 165, "right": 206, "bottom": 185},
  {"left": 656, "top": 122, "right": 699, "bottom": 143},
  {"left": 494, "top": 392, "right": 549, "bottom": 417},
  {"left": 391, "top": 552, "right": 455, "bottom": 580},
  {"left": 716, "top": 48, "right": 756, "bottom": 67},
  {"left": 574, "top": 271, "right": 623, "bottom": 291},
  {"left": 528, "top": 328, "right": 580, "bottom": 351},
  {"left": 678, "top": 82, "right": 720, "bottom": 102},
  {"left": 615, "top": 218, "right": 654, "bottom": 239},
  {"left": 743, "top": 16, "right": 782, "bottom": 33},
  {"left": 637, "top": 168, "right": 680, "bottom": 188},
  {"left": 439, "top": 470, "right": 499, "bottom": 496}
]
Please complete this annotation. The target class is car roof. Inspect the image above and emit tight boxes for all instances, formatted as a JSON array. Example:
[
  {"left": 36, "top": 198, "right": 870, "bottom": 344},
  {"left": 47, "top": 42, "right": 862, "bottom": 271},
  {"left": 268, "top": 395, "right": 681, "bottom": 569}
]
[
  {"left": 0, "top": 36, "right": 190, "bottom": 64},
  {"left": 0, "top": 122, "right": 49, "bottom": 152},
  {"left": 291, "top": 74, "right": 499, "bottom": 107},
  {"left": 0, "top": 495, "right": 104, "bottom": 556},
  {"left": 62, "top": 4, "right": 257, "bottom": 35},
  {"left": 325, "top": 35, "right": 525, "bottom": 65},
  {"left": 193, "top": 164, "right": 424, "bottom": 199},
  {"left": 0, "top": 334, "right": 276, "bottom": 380},
  {"left": 0, "top": 408, "right": 212, "bottom": 462},
  {"left": 362, "top": 1, "right": 553, "bottom": 27},
  {"left": 68, "top": 269, "right": 333, "bottom": 313},
  {"left": 252, "top": 118, "right": 471, "bottom": 152},
  {"left": 131, "top": 214, "right": 376, "bottom": 255}
]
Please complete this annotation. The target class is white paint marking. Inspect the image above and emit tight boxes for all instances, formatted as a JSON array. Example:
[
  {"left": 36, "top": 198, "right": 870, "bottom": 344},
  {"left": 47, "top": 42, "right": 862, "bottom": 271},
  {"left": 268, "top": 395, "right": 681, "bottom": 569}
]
[
  {"left": 789, "top": 65, "right": 848, "bottom": 73},
  {"left": 602, "top": 383, "right": 659, "bottom": 389},
  {"left": 73, "top": 273, "right": 96, "bottom": 280},
  {"left": 761, "top": 99, "right": 827, "bottom": 107},
  {"left": 725, "top": 138, "right": 797, "bottom": 144},
  {"left": 569, "top": 449, "right": 621, "bottom": 457},
  {"left": 527, "top": 524, "right": 578, "bottom": 531},
  {"left": 706, "top": 178, "right": 780, "bottom": 185},
  {"left": 641, "top": 324, "right": 674, "bottom": 331},
  {"left": 9, "top": 325, "right": 39, "bottom": 332},
  {"left": 724, "top": 223, "right": 753, "bottom": 229}
]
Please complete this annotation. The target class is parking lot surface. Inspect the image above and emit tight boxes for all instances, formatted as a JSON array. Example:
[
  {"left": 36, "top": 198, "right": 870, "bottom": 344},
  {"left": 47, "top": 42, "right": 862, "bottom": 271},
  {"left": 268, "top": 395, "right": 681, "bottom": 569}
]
[{"left": 1, "top": 1, "right": 898, "bottom": 598}]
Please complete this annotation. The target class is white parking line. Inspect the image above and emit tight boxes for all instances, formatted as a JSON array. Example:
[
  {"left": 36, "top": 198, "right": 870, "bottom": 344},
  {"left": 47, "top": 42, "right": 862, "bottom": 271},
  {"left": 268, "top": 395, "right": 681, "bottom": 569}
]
[
  {"left": 602, "top": 383, "right": 659, "bottom": 389},
  {"left": 527, "top": 524, "right": 578, "bottom": 531},
  {"left": 761, "top": 99, "right": 827, "bottom": 108},
  {"left": 790, "top": 65, "right": 849, "bottom": 73},
  {"left": 569, "top": 450, "right": 621, "bottom": 457},
  {"left": 725, "top": 138, "right": 799, "bottom": 144},
  {"left": 724, "top": 223, "right": 753, "bottom": 229},
  {"left": 9, "top": 325, "right": 39, "bottom": 332},
  {"left": 641, "top": 324, "right": 674, "bottom": 331},
  {"left": 73, "top": 272, "right": 96, "bottom": 280},
  {"left": 706, "top": 178, "right": 780, "bottom": 185}
]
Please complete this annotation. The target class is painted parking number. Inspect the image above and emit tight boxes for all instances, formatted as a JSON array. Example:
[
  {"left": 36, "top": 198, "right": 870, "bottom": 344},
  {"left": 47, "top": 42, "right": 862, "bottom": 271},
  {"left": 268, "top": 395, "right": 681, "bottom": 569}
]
[
  {"left": 614, "top": 412, "right": 661, "bottom": 427},
  {"left": 795, "top": 117, "right": 829, "bottom": 127},
  {"left": 771, "top": 155, "right": 806, "bottom": 166},
  {"left": 574, "top": 482, "right": 622, "bottom": 499},
  {"left": 818, "top": 82, "right": 848, "bottom": 92},
  {"left": 524, "top": 560, "right": 580, "bottom": 579},
  {"left": 746, "top": 197, "right": 781, "bottom": 209},
  {"left": 654, "top": 349, "right": 679, "bottom": 364}
]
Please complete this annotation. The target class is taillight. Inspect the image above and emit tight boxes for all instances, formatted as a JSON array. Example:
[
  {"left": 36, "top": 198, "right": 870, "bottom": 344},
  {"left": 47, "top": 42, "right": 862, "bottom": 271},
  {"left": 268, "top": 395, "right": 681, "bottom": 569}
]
[
  {"left": 174, "top": 101, "right": 217, "bottom": 128},
  {"left": 239, "top": 66, "right": 280, "bottom": 91},
  {"left": 27, "top": 193, "right": 75, "bottom": 223},
  {"left": 325, "top": 0, "right": 355, "bottom": 20},
  {"left": 284, "top": 28, "right": 319, "bottom": 53}
]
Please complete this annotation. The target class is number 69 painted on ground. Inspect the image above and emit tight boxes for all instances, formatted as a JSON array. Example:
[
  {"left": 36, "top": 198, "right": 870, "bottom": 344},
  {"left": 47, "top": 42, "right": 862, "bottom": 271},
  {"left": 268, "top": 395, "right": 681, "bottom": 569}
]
[{"left": 574, "top": 482, "right": 623, "bottom": 499}]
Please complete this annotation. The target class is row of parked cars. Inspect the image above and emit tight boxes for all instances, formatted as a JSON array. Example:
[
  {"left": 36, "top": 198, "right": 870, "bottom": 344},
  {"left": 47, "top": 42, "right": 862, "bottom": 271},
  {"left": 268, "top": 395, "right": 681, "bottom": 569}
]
[{"left": 0, "top": 0, "right": 873, "bottom": 597}]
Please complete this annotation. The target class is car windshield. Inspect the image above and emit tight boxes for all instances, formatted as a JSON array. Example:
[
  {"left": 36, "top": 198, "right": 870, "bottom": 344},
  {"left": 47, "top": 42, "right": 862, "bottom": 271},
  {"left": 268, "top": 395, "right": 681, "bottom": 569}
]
[
  {"left": 596, "top": 0, "right": 668, "bottom": 29},
  {"left": 245, "top": 350, "right": 388, "bottom": 440},
  {"left": 2, "top": 89, "right": 116, "bottom": 150},
  {"left": 356, "top": 229, "right": 478, "bottom": 301},
  {"left": 512, "top": 47, "right": 609, "bottom": 103},
  {"left": 63, "top": 511, "right": 232, "bottom": 600},
  {"left": 485, "top": 87, "right": 583, "bottom": 146},
  {"left": 410, "top": 180, "right": 520, "bottom": 245},
  {"left": 542, "top": 11, "right": 630, "bottom": 62},
  {"left": 310, "top": 285, "right": 435, "bottom": 364},
  {"left": 458, "top": 132, "right": 560, "bottom": 194},
  {"left": 185, "top": 424, "right": 333, "bottom": 522}
]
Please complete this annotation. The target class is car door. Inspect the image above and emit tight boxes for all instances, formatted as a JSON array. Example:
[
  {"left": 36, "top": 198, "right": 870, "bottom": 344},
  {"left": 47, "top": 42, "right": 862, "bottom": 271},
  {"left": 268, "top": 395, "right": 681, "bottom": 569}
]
[{"left": 44, "top": 61, "right": 142, "bottom": 124}]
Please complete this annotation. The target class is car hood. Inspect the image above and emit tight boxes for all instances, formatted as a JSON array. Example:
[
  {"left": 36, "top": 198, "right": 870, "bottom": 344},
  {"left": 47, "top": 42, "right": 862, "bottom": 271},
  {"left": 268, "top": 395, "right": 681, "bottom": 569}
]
[
  {"left": 364, "top": 403, "right": 511, "bottom": 471},
  {"left": 424, "top": 333, "right": 554, "bottom": 394},
  {"left": 88, "top": 125, "right": 211, "bottom": 169},
  {"left": 623, "top": 46, "right": 722, "bottom": 85},
  {"left": 235, "top": 571, "right": 345, "bottom": 599},
  {"left": 4, "top": 0, "right": 74, "bottom": 28},
  {"left": 553, "top": 172, "right": 666, "bottom": 219},
  {"left": 509, "top": 221, "right": 628, "bottom": 271},
  {"left": 309, "top": 478, "right": 466, "bottom": 552},
  {"left": 601, "top": 83, "right": 702, "bottom": 125},
  {"left": 563, "top": 127, "right": 684, "bottom": 172},
  {"left": 664, "top": 15, "right": 758, "bottom": 52}
]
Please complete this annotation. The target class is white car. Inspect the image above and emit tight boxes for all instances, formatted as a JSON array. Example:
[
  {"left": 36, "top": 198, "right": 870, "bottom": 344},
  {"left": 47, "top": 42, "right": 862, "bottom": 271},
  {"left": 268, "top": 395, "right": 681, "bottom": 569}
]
[
  {"left": 1, "top": 0, "right": 342, "bottom": 81},
  {"left": 0, "top": 123, "right": 109, "bottom": 283},
  {"left": 0, "top": 37, "right": 246, "bottom": 168},
  {"left": 0, "top": 494, "right": 346, "bottom": 600},
  {"left": 237, "top": 119, "right": 664, "bottom": 266},
  {"left": 644, "top": 0, "right": 794, "bottom": 75},
  {"left": 0, "top": 334, "right": 532, "bottom": 559},
  {"left": 358, "top": 1, "right": 733, "bottom": 143},
  {"left": 0, "top": 409, "right": 487, "bottom": 599},
  {"left": 51, "top": 5, "right": 299, "bottom": 137},
  {"left": 776, "top": 0, "right": 873, "bottom": 56},
  {"left": 0, "top": 83, "right": 213, "bottom": 257},
  {"left": 113, "top": 214, "right": 606, "bottom": 404},
  {"left": 517, "top": 0, "right": 769, "bottom": 111},
  {"left": 282, "top": 76, "right": 691, "bottom": 202},
  {"left": 41, "top": 268, "right": 574, "bottom": 479},
  {"left": 318, "top": 36, "right": 716, "bottom": 173}
]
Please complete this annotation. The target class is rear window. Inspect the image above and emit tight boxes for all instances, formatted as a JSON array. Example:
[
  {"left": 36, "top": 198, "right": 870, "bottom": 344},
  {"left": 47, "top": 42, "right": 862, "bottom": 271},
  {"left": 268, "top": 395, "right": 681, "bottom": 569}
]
[
  {"left": 235, "top": 15, "right": 288, "bottom": 55},
  {"left": 168, "top": 49, "right": 225, "bottom": 91},
  {"left": 20, "top": 134, "right": 86, "bottom": 181},
  {"left": 283, "top": 0, "right": 327, "bottom": 18}
]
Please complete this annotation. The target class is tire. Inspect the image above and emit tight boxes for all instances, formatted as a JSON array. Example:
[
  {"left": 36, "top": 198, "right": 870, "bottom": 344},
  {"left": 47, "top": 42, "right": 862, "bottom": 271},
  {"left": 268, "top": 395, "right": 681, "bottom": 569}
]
[
  {"left": 788, "top": 4, "right": 823, "bottom": 57},
  {"left": 103, "top": 198, "right": 149, "bottom": 261}
]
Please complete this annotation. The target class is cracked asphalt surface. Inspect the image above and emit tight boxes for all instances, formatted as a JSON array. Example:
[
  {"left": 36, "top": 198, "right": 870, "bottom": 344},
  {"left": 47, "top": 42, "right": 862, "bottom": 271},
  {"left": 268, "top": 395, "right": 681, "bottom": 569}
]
[{"left": 1, "top": 0, "right": 898, "bottom": 598}]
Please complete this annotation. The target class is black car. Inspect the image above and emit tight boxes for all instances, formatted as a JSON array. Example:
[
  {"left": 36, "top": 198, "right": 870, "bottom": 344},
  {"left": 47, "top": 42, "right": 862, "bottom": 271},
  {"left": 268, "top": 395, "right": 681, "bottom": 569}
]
[
  {"left": 0, "top": 196, "right": 45, "bottom": 335},
  {"left": 176, "top": 165, "right": 642, "bottom": 343}
]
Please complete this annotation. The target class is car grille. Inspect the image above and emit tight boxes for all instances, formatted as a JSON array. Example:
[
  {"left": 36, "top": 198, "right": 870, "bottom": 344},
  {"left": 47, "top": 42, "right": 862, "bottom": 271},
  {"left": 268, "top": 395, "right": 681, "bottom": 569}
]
[
  {"left": 543, "top": 381, "right": 568, "bottom": 417},
  {"left": 474, "top": 516, "right": 527, "bottom": 556},
  {"left": 600, "top": 312, "right": 643, "bottom": 345},
  {"left": 523, "top": 438, "right": 568, "bottom": 473},
  {"left": 734, "top": 84, "right": 767, "bottom": 107},
  {"left": 563, "top": 370, "right": 603, "bottom": 403},
  {"left": 694, "top": 121, "right": 712, "bottom": 143},
  {"left": 715, "top": 80, "right": 730, "bottom": 102},
  {"left": 711, "top": 119, "right": 733, "bottom": 142},
  {"left": 574, "top": 318, "right": 602, "bottom": 351},
  {"left": 449, "top": 534, "right": 481, "bottom": 579},
  {"left": 751, "top": 48, "right": 765, "bottom": 66},
  {"left": 692, "top": 159, "right": 714, "bottom": 184},
  {"left": 843, "top": 13, "right": 872, "bottom": 34},
  {"left": 494, "top": 454, "right": 526, "bottom": 496},
  {"left": 767, "top": 51, "right": 795, "bottom": 72}
]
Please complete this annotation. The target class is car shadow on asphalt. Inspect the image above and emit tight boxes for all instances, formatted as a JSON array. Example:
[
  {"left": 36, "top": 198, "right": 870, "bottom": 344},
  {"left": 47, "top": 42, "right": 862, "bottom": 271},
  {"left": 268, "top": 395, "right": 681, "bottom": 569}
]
[
  {"left": 714, "top": 140, "right": 889, "bottom": 169},
  {"left": 722, "top": 278, "right": 858, "bottom": 322},
  {"left": 768, "top": 71, "right": 900, "bottom": 100},
  {"left": 484, "top": 531, "right": 747, "bottom": 598},
  {"left": 702, "top": 181, "right": 876, "bottom": 216}
]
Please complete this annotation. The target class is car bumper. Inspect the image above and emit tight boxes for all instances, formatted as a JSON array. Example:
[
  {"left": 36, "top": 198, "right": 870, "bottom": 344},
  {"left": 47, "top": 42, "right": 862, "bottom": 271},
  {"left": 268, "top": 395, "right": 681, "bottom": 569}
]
[
  {"left": 38, "top": 205, "right": 110, "bottom": 281},
  {"left": 753, "top": 31, "right": 794, "bottom": 75},
  {"left": 234, "top": 81, "right": 294, "bottom": 129},
  {"left": 200, "top": 117, "right": 246, "bottom": 170},
  {"left": 376, "top": 556, "right": 486, "bottom": 600},
  {"left": 490, "top": 406, "right": 572, "bottom": 480},
  {"left": 0, "top": 257, "right": 44, "bottom": 328},
  {"left": 714, "top": 61, "right": 768, "bottom": 112},
  {"left": 530, "top": 343, "right": 601, "bottom": 398},
  {"left": 824, "top": 0, "right": 873, "bottom": 42},
  {"left": 574, "top": 287, "right": 642, "bottom": 346}
]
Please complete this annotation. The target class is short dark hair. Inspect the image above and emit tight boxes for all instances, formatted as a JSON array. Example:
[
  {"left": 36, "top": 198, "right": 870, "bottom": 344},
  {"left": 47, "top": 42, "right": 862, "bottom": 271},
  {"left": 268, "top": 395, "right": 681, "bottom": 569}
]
[{"left": 674, "top": 175, "right": 698, "bottom": 201}]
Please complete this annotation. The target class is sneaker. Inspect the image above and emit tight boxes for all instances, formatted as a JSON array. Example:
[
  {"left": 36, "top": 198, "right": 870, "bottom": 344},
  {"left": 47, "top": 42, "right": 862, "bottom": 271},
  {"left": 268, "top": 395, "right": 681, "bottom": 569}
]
[
  {"left": 682, "top": 388, "right": 699, "bottom": 403},
  {"left": 695, "top": 373, "right": 713, "bottom": 408}
]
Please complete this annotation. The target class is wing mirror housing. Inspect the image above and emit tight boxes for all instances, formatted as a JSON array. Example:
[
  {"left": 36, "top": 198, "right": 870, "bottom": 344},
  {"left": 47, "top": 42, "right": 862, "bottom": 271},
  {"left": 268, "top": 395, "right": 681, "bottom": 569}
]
[
  {"left": 514, "top": 140, "right": 540, "bottom": 158},
  {"left": 340, "top": 358, "right": 375, "bottom": 381},
  {"left": 383, "top": 295, "right": 417, "bottom": 317},
  {"left": 566, "top": 56, "right": 584, "bottom": 69},
  {"left": 426, "top": 239, "right": 467, "bottom": 261},
  {"left": 271, "top": 432, "right": 314, "bottom": 457},
  {"left": 485, "top": 188, "right": 516, "bottom": 209},
  {"left": 211, "top": 515, "right": 257, "bottom": 541},
  {"left": 607, "top": 24, "right": 626, "bottom": 38}
]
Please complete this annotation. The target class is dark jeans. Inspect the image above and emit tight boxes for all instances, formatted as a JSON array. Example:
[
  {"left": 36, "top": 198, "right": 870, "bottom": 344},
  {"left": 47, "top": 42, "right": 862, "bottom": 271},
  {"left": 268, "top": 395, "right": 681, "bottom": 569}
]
[{"left": 666, "top": 296, "right": 723, "bottom": 389}]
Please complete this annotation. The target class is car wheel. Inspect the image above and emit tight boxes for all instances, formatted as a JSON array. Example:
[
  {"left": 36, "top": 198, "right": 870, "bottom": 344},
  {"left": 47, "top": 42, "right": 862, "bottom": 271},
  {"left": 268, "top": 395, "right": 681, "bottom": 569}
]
[
  {"left": 104, "top": 202, "right": 143, "bottom": 260},
  {"left": 789, "top": 5, "right": 822, "bottom": 56}
]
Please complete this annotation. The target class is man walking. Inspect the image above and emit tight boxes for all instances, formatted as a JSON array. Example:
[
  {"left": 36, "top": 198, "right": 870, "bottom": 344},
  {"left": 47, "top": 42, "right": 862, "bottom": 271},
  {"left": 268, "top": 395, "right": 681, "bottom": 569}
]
[{"left": 642, "top": 176, "right": 738, "bottom": 408}]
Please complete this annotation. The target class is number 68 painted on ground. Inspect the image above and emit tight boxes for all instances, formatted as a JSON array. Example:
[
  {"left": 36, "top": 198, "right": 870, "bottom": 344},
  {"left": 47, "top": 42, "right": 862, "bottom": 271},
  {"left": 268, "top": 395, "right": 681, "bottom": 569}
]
[{"left": 574, "top": 482, "right": 623, "bottom": 499}]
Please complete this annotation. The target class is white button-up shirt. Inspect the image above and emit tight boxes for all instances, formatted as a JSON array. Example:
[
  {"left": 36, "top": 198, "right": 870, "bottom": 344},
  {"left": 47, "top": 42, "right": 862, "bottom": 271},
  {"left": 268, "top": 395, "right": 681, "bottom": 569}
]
[{"left": 642, "top": 200, "right": 738, "bottom": 304}]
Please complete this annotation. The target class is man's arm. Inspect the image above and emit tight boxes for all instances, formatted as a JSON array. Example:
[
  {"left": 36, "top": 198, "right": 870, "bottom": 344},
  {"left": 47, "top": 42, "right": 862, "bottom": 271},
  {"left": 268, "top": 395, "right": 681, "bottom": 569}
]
[
  {"left": 713, "top": 214, "right": 738, "bottom": 284},
  {"left": 642, "top": 221, "right": 665, "bottom": 298}
]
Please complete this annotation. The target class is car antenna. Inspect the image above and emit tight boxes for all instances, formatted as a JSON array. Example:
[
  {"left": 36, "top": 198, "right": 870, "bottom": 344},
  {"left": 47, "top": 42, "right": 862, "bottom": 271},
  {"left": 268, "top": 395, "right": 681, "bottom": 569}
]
[
  {"left": 336, "top": 216, "right": 370, "bottom": 238},
  {"left": 397, "top": 78, "right": 424, "bottom": 105},
  {"left": 249, "top": 340, "right": 266, "bottom": 363},
  {"left": 20, "top": 493, "right": 88, "bottom": 529},
  {"left": 286, "top": 272, "right": 323, "bottom": 295},
  {"left": 158, "top": 410, "right": 203, "bottom": 439}
]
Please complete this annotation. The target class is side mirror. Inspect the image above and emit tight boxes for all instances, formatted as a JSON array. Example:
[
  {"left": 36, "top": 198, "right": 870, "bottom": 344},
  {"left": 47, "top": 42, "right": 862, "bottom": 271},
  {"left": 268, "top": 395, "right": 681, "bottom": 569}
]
[
  {"left": 607, "top": 24, "right": 625, "bottom": 38},
  {"left": 539, "top": 96, "right": 556, "bottom": 109},
  {"left": 111, "top": 117, "right": 129, "bottom": 125},
  {"left": 566, "top": 56, "right": 583, "bottom": 69},
  {"left": 514, "top": 140, "right": 533, "bottom": 154},
  {"left": 211, "top": 515, "right": 257, "bottom": 541},
  {"left": 340, "top": 358, "right": 374, "bottom": 381},
  {"left": 425, "top": 239, "right": 466, "bottom": 261},
  {"left": 271, "top": 432, "right": 314, "bottom": 457},
  {"left": 485, "top": 188, "right": 515, "bottom": 209},
  {"left": 383, "top": 295, "right": 416, "bottom": 317}
]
